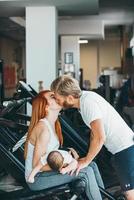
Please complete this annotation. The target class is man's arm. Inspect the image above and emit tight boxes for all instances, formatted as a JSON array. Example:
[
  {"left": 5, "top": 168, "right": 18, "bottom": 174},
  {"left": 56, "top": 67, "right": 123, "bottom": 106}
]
[{"left": 76, "top": 119, "right": 106, "bottom": 175}]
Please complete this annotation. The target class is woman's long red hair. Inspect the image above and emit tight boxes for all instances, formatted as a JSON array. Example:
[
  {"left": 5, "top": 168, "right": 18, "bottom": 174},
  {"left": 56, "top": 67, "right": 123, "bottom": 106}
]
[{"left": 24, "top": 90, "right": 63, "bottom": 159}]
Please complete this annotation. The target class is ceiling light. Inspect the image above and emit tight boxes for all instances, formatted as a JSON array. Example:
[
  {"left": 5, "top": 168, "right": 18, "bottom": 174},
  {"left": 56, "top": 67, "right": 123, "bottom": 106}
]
[{"left": 78, "top": 40, "right": 88, "bottom": 44}]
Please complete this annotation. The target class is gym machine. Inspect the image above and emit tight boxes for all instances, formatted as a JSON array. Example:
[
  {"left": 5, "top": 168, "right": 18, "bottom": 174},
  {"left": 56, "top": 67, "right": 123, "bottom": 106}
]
[
  {"left": 0, "top": 81, "right": 125, "bottom": 200},
  {"left": 0, "top": 59, "right": 4, "bottom": 103},
  {"left": 0, "top": 95, "right": 88, "bottom": 200}
]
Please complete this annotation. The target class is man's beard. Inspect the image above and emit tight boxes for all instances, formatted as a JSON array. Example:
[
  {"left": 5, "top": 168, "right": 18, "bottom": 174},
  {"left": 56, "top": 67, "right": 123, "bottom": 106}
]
[{"left": 63, "top": 100, "right": 74, "bottom": 109}]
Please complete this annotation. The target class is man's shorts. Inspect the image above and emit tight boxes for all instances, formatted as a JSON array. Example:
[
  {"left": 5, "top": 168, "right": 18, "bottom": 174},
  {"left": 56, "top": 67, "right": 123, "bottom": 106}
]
[{"left": 112, "top": 145, "right": 134, "bottom": 191}]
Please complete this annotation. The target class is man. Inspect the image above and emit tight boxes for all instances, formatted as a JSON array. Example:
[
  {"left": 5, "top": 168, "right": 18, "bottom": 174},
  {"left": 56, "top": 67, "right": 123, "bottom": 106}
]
[{"left": 51, "top": 75, "right": 134, "bottom": 200}]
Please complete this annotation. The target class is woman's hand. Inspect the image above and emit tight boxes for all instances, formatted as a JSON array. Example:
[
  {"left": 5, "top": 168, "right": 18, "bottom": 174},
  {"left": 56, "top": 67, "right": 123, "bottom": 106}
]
[
  {"left": 27, "top": 175, "right": 35, "bottom": 183},
  {"left": 68, "top": 147, "right": 79, "bottom": 160}
]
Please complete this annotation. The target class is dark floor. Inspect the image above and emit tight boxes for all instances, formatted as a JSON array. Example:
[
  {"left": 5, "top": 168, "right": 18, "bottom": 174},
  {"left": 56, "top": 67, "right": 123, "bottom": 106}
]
[{"left": 0, "top": 173, "right": 23, "bottom": 192}]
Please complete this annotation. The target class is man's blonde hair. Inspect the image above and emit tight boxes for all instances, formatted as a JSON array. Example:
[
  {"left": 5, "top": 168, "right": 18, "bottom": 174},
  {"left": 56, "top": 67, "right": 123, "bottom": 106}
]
[{"left": 51, "top": 75, "right": 82, "bottom": 98}]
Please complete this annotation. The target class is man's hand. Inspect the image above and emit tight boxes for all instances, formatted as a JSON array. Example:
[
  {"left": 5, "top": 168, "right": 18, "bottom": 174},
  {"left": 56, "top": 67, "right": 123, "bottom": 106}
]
[
  {"left": 76, "top": 157, "right": 90, "bottom": 176},
  {"left": 60, "top": 159, "right": 78, "bottom": 175}
]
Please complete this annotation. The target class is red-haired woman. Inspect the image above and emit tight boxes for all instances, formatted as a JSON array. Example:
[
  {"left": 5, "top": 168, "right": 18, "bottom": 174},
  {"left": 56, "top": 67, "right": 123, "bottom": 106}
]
[{"left": 24, "top": 90, "right": 104, "bottom": 200}]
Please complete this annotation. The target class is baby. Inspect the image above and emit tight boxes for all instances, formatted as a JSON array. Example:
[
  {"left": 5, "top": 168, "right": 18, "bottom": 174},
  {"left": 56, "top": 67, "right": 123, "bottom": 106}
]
[{"left": 27, "top": 148, "right": 79, "bottom": 183}]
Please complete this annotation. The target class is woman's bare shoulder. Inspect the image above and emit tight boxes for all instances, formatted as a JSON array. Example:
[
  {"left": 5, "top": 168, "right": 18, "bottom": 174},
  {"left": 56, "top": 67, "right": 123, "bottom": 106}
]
[
  {"left": 34, "top": 121, "right": 50, "bottom": 136},
  {"left": 29, "top": 121, "right": 50, "bottom": 145}
]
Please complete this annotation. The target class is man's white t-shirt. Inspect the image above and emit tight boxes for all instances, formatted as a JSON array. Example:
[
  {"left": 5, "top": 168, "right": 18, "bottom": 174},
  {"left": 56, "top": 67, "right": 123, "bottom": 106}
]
[{"left": 80, "top": 91, "right": 134, "bottom": 154}]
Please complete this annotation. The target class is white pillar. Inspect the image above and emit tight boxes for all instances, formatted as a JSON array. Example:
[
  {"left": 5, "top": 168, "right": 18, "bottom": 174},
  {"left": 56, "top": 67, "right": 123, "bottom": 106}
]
[
  {"left": 26, "top": 7, "right": 57, "bottom": 91},
  {"left": 61, "top": 36, "right": 80, "bottom": 80}
]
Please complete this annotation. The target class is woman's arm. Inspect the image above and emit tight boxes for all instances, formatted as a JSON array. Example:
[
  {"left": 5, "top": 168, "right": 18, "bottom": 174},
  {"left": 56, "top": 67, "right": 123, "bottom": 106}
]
[
  {"left": 27, "top": 160, "right": 43, "bottom": 183},
  {"left": 32, "top": 124, "right": 50, "bottom": 170},
  {"left": 68, "top": 148, "right": 79, "bottom": 160},
  {"left": 27, "top": 154, "right": 51, "bottom": 183},
  {"left": 40, "top": 163, "right": 52, "bottom": 171}
]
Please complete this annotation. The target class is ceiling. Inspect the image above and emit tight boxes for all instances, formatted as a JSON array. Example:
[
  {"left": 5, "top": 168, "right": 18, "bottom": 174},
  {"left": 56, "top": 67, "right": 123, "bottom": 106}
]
[
  {"left": 0, "top": 0, "right": 98, "bottom": 41},
  {"left": 0, "top": 0, "right": 98, "bottom": 16},
  {"left": 0, "top": 0, "right": 134, "bottom": 17},
  {"left": 0, "top": 17, "right": 25, "bottom": 41},
  {"left": 100, "top": 0, "right": 134, "bottom": 9},
  {"left": 0, "top": 0, "right": 134, "bottom": 41}
]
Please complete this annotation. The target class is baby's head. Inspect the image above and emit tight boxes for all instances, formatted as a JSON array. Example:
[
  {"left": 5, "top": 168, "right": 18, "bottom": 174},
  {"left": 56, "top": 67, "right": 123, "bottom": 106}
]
[{"left": 47, "top": 151, "right": 64, "bottom": 171}]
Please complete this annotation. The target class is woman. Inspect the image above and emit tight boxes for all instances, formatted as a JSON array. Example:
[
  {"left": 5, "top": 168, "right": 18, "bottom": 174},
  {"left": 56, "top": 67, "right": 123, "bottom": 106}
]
[{"left": 24, "top": 90, "right": 104, "bottom": 200}]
